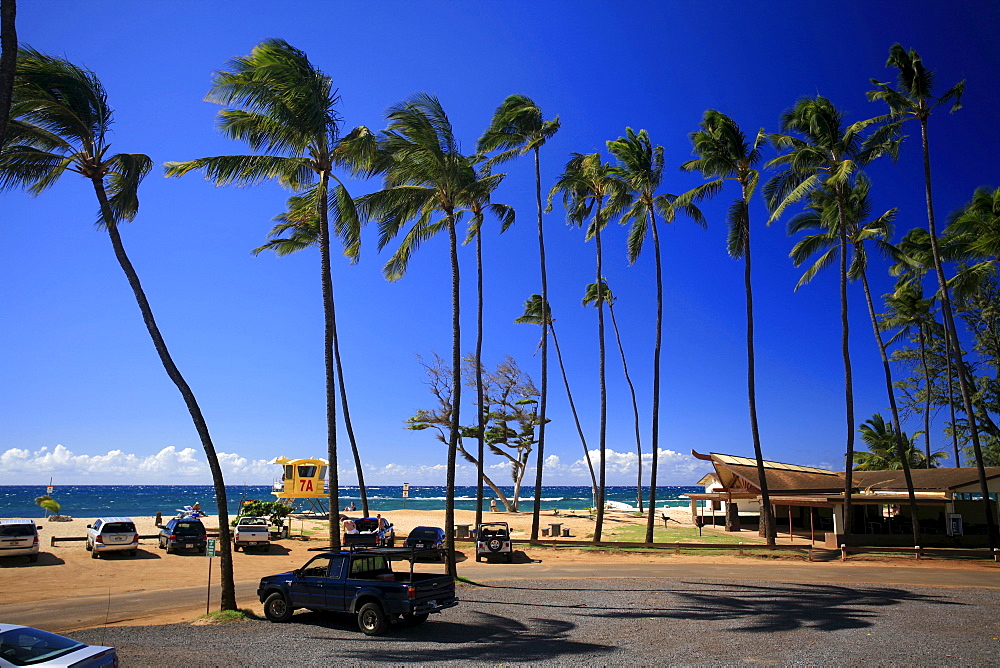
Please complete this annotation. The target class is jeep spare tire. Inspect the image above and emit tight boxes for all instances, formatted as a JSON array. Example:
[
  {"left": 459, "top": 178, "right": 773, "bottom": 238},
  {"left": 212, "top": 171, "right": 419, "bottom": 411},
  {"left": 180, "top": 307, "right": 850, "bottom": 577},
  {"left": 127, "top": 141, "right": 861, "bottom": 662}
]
[{"left": 488, "top": 538, "right": 502, "bottom": 552}]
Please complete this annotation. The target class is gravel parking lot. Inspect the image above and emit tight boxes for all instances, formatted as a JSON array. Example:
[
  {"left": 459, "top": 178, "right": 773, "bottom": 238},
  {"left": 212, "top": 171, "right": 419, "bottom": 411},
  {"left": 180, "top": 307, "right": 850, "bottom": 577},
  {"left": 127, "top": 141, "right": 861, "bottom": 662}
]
[{"left": 73, "top": 577, "right": 1000, "bottom": 666}]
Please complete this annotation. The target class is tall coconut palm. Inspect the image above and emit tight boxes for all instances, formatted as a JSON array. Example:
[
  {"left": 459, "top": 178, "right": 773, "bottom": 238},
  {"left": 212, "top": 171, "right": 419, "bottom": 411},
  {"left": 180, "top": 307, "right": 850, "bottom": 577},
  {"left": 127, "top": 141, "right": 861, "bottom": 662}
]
[
  {"left": 1, "top": 48, "right": 237, "bottom": 609},
  {"left": 461, "top": 161, "right": 514, "bottom": 529},
  {"left": 869, "top": 45, "right": 995, "bottom": 546},
  {"left": 766, "top": 95, "right": 899, "bottom": 542},
  {"left": 854, "top": 413, "right": 942, "bottom": 470},
  {"left": 251, "top": 184, "right": 370, "bottom": 518},
  {"left": 359, "top": 93, "right": 475, "bottom": 575},
  {"left": 0, "top": 0, "right": 16, "bottom": 146},
  {"left": 516, "top": 295, "right": 599, "bottom": 505},
  {"left": 164, "top": 40, "right": 378, "bottom": 547},
  {"left": 549, "top": 152, "right": 626, "bottom": 541},
  {"left": 676, "top": 112, "right": 776, "bottom": 545},
  {"left": 478, "top": 95, "right": 559, "bottom": 540},
  {"left": 582, "top": 279, "right": 643, "bottom": 512},
  {"left": 607, "top": 127, "right": 705, "bottom": 541},
  {"left": 788, "top": 174, "right": 921, "bottom": 546},
  {"left": 946, "top": 186, "right": 1000, "bottom": 300},
  {"left": 881, "top": 286, "right": 941, "bottom": 466}
]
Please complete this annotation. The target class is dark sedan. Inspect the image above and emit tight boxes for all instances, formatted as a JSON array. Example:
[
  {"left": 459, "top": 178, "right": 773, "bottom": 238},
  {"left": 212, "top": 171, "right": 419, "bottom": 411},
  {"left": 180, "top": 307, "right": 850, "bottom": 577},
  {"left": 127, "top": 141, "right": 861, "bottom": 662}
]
[{"left": 404, "top": 526, "right": 446, "bottom": 559}]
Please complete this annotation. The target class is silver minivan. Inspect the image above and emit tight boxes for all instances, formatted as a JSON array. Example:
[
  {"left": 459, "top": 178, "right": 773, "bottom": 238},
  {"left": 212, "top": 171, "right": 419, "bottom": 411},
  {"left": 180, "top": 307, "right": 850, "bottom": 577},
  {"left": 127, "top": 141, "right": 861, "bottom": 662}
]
[
  {"left": 0, "top": 519, "right": 41, "bottom": 563},
  {"left": 86, "top": 517, "right": 139, "bottom": 558}
]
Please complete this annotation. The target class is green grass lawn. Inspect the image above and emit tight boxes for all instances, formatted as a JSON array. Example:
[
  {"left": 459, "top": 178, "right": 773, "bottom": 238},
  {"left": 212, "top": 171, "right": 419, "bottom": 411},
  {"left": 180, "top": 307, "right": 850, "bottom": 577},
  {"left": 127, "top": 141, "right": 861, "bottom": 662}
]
[{"left": 602, "top": 523, "right": 765, "bottom": 545}]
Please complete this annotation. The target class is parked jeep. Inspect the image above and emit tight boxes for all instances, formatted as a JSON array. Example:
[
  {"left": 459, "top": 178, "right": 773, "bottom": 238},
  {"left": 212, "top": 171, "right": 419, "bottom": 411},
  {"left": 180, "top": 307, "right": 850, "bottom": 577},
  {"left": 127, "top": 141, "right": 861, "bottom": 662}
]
[
  {"left": 476, "top": 522, "right": 513, "bottom": 562},
  {"left": 257, "top": 547, "right": 457, "bottom": 635}
]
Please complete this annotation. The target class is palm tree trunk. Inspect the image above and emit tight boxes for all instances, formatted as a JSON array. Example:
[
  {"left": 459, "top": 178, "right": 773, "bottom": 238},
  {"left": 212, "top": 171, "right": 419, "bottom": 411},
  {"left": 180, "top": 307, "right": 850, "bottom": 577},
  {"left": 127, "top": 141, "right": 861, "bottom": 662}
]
[
  {"left": 445, "top": 213, "right": 461, "bottom": 576},
  {"left": 474, "top": 230, "right": 485, "bottom": 531},
  {"left": 743, "top": 197, "right": 775, "bottom": 546},
  {"left": 836, "top": 189, "right": 856, "bottom": 544},
  {"left": 593, "top": 203, "right": 607, "bottom": 543},
  {"left": 331, "top": 288, "right": 367, "bottom": 516},
  {"left": 0, "top": 0, "right": 16, "bottom": 147},
  {"left": 918, "top": 329, "right": 932, "bottom": 467},
  {"left": 860, "top": 266, "right": 921, "bottom": 547},
  {"left": 919, "top": 117, "right": 997, "bottom": 546},
  {"left": 318, "top": 174, "right": 340, "bottom": 549},
  {"left": 644, "top": 210, "right": 663, "bottom": 544},
  {"left": 550, "top": 324, "right": 598, "bottom": 501},
  {"left": 944, "top": 326, "right": 960, "bottom": 464},
  {"left": 92, "top": 178, "right": 236, "bottom": 610},
  {"left": 608, "top": 302, "right": 643, "bottom": 513},
  {"left": 530, "top": 147, "right": 548, "bottom": 541}
]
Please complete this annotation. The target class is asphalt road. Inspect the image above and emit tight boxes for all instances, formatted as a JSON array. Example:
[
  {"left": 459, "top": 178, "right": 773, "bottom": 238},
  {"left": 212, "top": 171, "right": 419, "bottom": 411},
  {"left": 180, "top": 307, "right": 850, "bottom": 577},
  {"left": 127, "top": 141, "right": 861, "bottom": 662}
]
[
  {"left": 65, "top": 574, "right": 1000, "bottom": 666},
  {"left": 3, "top": 560, "right": 998, "bottom": 635}
]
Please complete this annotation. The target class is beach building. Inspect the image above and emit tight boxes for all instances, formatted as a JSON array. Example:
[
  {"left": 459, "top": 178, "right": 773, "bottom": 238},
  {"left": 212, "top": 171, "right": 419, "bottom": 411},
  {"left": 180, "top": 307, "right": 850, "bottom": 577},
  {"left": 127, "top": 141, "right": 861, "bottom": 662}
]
[
  {"left": 688, "top": 451, "right": 1000, "bottom": 547},
  {"left": 270, "top": 457, "right": 330, "bottom": 516}
]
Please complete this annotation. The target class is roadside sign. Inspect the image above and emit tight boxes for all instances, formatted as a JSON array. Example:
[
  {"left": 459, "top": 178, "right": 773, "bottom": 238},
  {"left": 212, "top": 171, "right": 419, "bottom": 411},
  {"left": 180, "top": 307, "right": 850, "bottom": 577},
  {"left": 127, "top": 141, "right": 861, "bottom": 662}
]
[
  {"left": 206, "top": 538, "right": 217, "bottom": 557},
  {"left": 46, "top": 486, "right": 53, "bottom": 495},
  {"left": 402, "top": 482, "right": 410, "bottom": 498}
]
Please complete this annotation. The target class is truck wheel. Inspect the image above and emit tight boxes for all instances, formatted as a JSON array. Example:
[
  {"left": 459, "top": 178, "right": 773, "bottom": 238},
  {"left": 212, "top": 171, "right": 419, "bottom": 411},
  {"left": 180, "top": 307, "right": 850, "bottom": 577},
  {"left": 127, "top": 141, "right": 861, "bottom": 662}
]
[
  {"left": 357, "top": 602, "right": 387, "bottom": 636},
  {"left": 91, "top": 548, "right": 99, "bottom": 559},
  {"left": 233, "top": 544, "right": 240, "bottom": 552},
  {"left": 263, "top": 592, "right": 293, "bottom": 622},
  {"left": 402, "top": 612, "right": 428, "bottom": 627}
]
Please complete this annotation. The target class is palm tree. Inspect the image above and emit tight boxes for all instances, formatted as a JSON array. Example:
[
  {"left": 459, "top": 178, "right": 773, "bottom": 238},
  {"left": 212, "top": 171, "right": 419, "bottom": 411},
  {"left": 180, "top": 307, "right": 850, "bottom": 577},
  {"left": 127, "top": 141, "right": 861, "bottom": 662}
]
[
  {"left": 549, "top": 152, "right": 626, "bottom": 541},
  {"left": 946, "top": 186, "right": 1000, "bottom": 300},
  {"left": 607, "top": 127, "right": 705, "bottom": 541},
  {"left": 854, "top": 413, "right": 941, "bottom": 470},
  {"left": 788, "top": 174, "right": 921, "bottom": 546},
  {"left": 516, "top": 295, "right": 599, "bottom": 505},
  {"left": 869, "top": 44, "right": 996, "bottom": 547},
  {"left": 461, "top": 161, "right": 514, "bottom": 529},
  {"left": 2, "top": 48, "right": 237, "bottom": 609},
  {"left": 677, "top": 112, "right": 776, "bottom": 545},
  {"left": 251, "top": 185, "right": 371, "bottom": 518},
  {"left": 359, "top": 93, "right": 475, "bottom": 575},
  {"left": 164, "top": 40, "right": 376, "bottom": 548},
  {"left": 583, "top": 279, "right": 642, "bottom": 513},
  {"left": 881, "top": 286, "right": 940, "bottom": 466},
  {"left": 478, "top": 95, "right": 560, "bottom": 540},
  {"left": 0, "top": 0, "right": 16, "bottom": 146},
  {"left": 766, "top": 95, "right": 899, "bottom": 543}
]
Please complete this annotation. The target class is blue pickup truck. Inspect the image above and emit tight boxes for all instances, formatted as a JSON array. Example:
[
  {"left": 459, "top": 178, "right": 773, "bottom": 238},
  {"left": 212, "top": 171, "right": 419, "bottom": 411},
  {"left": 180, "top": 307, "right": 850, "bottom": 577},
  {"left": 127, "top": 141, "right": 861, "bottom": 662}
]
[{"left": 257, "top": 547, "right": 458, "bottom": 635}]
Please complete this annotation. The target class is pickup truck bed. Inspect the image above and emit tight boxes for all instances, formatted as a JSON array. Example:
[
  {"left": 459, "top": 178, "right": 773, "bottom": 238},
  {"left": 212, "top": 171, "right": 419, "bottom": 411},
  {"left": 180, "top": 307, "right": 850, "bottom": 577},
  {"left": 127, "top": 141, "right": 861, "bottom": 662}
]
[
  {"left": 233, "top": 517, "right": 270, "bottom": 552},
  {"left": 257, "top": 548, "right": 457, "bottom": 635}
]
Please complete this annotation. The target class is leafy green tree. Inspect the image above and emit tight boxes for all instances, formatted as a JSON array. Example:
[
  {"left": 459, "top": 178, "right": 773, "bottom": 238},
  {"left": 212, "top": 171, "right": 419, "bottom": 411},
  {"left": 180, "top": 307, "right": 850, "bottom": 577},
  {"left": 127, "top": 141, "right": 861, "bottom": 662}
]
[
  {"left": 869, "top": 44, "right": 995, "bottom": 546},
  {"left": 607, "top": 127, "right": 703, "bottom": 540},
  {"left": 788, "top": 174, "right": 922, "bottom": 545},
  {"left": 478, "top": 95, "right": 559, "bottom": 540},
  {"left": 2, "top": 49, "right": 236, "bottom": 609},
  {"left": 854, "top": 413, "right": 941, "bottom": 470},
  {"left": 549, "top": 152, "right": 626, "bottom": 541},
  {"left": 766, "top": 95, "right": 898, "bottom": 543},
  {"left": 165, "top": 40, "right": 376, "bottom": 548},
  {"left": 516, "top": 295, "right": 598, "bottom": 505},
  {"left": 359, "top": 93, "right": 475, "bottom": 575},
  {"left": 945, "top": 186, "right": 1000, "bottom": 301},
  {"left": 582, "top": 279, "right": 643, "bottom": 512},
  {"left": 677, "top": 111, "right": 775, "bottom": 544}
]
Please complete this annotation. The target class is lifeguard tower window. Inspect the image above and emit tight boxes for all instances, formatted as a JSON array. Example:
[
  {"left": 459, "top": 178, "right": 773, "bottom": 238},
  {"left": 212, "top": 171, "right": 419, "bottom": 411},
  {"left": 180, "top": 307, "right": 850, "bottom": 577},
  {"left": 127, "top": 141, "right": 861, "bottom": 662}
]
[
  {"left": 284, "top": 465, "right": 294, "bottom": 479},
  {"left": 298, "top": 465, "right": 318, "bottom": 478},
  {"left": 318, "top": 466, "right": 328, "bottom": 480}
]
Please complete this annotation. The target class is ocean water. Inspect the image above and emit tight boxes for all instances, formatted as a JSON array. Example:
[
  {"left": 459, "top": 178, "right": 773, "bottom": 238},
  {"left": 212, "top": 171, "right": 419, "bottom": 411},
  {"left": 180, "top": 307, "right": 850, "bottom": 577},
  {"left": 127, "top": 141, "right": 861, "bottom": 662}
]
[{"left": 0, "top": 484, "right": 699, "bottom": 519}]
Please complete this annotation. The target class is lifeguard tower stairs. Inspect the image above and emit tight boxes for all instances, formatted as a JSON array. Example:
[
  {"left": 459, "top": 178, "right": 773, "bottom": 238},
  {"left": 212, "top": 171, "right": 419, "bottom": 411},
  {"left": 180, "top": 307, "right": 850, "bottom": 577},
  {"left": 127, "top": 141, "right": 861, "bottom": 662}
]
[{"left": 270, "top": 457, "right": 330, "bottom": 517}]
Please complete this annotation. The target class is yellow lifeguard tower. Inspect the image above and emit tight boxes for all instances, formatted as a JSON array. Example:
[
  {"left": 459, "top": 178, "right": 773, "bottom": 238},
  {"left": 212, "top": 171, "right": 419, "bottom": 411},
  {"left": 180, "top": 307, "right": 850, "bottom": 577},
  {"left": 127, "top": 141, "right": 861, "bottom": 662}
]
[{"left": 270, "top": 457, "right": 330, "bottom": 516}]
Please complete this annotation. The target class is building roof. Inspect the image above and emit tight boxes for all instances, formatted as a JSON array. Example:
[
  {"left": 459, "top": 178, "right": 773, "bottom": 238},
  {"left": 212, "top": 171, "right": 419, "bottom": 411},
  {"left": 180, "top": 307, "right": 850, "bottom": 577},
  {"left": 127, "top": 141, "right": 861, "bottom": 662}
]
[{"left": 693, "top": 450, "right": 1000, "bottom": 497}]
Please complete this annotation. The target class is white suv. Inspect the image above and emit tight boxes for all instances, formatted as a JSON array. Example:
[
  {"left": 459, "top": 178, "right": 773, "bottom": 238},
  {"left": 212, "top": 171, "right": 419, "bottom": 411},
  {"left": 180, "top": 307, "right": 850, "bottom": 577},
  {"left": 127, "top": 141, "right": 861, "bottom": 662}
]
[
  {"left": 0, "top": 519, "right": 41, "bottom": 563},
  {"left": 86, "top": 517, "right": 139, "bottom": 558}
]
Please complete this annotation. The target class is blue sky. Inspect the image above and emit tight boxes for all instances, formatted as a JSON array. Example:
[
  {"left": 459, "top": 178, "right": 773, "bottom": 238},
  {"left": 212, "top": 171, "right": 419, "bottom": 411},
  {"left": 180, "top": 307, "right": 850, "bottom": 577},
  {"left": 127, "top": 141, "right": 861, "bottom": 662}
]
[{"left": 1, "top": 1, "right": 998, "bottom": 487}]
